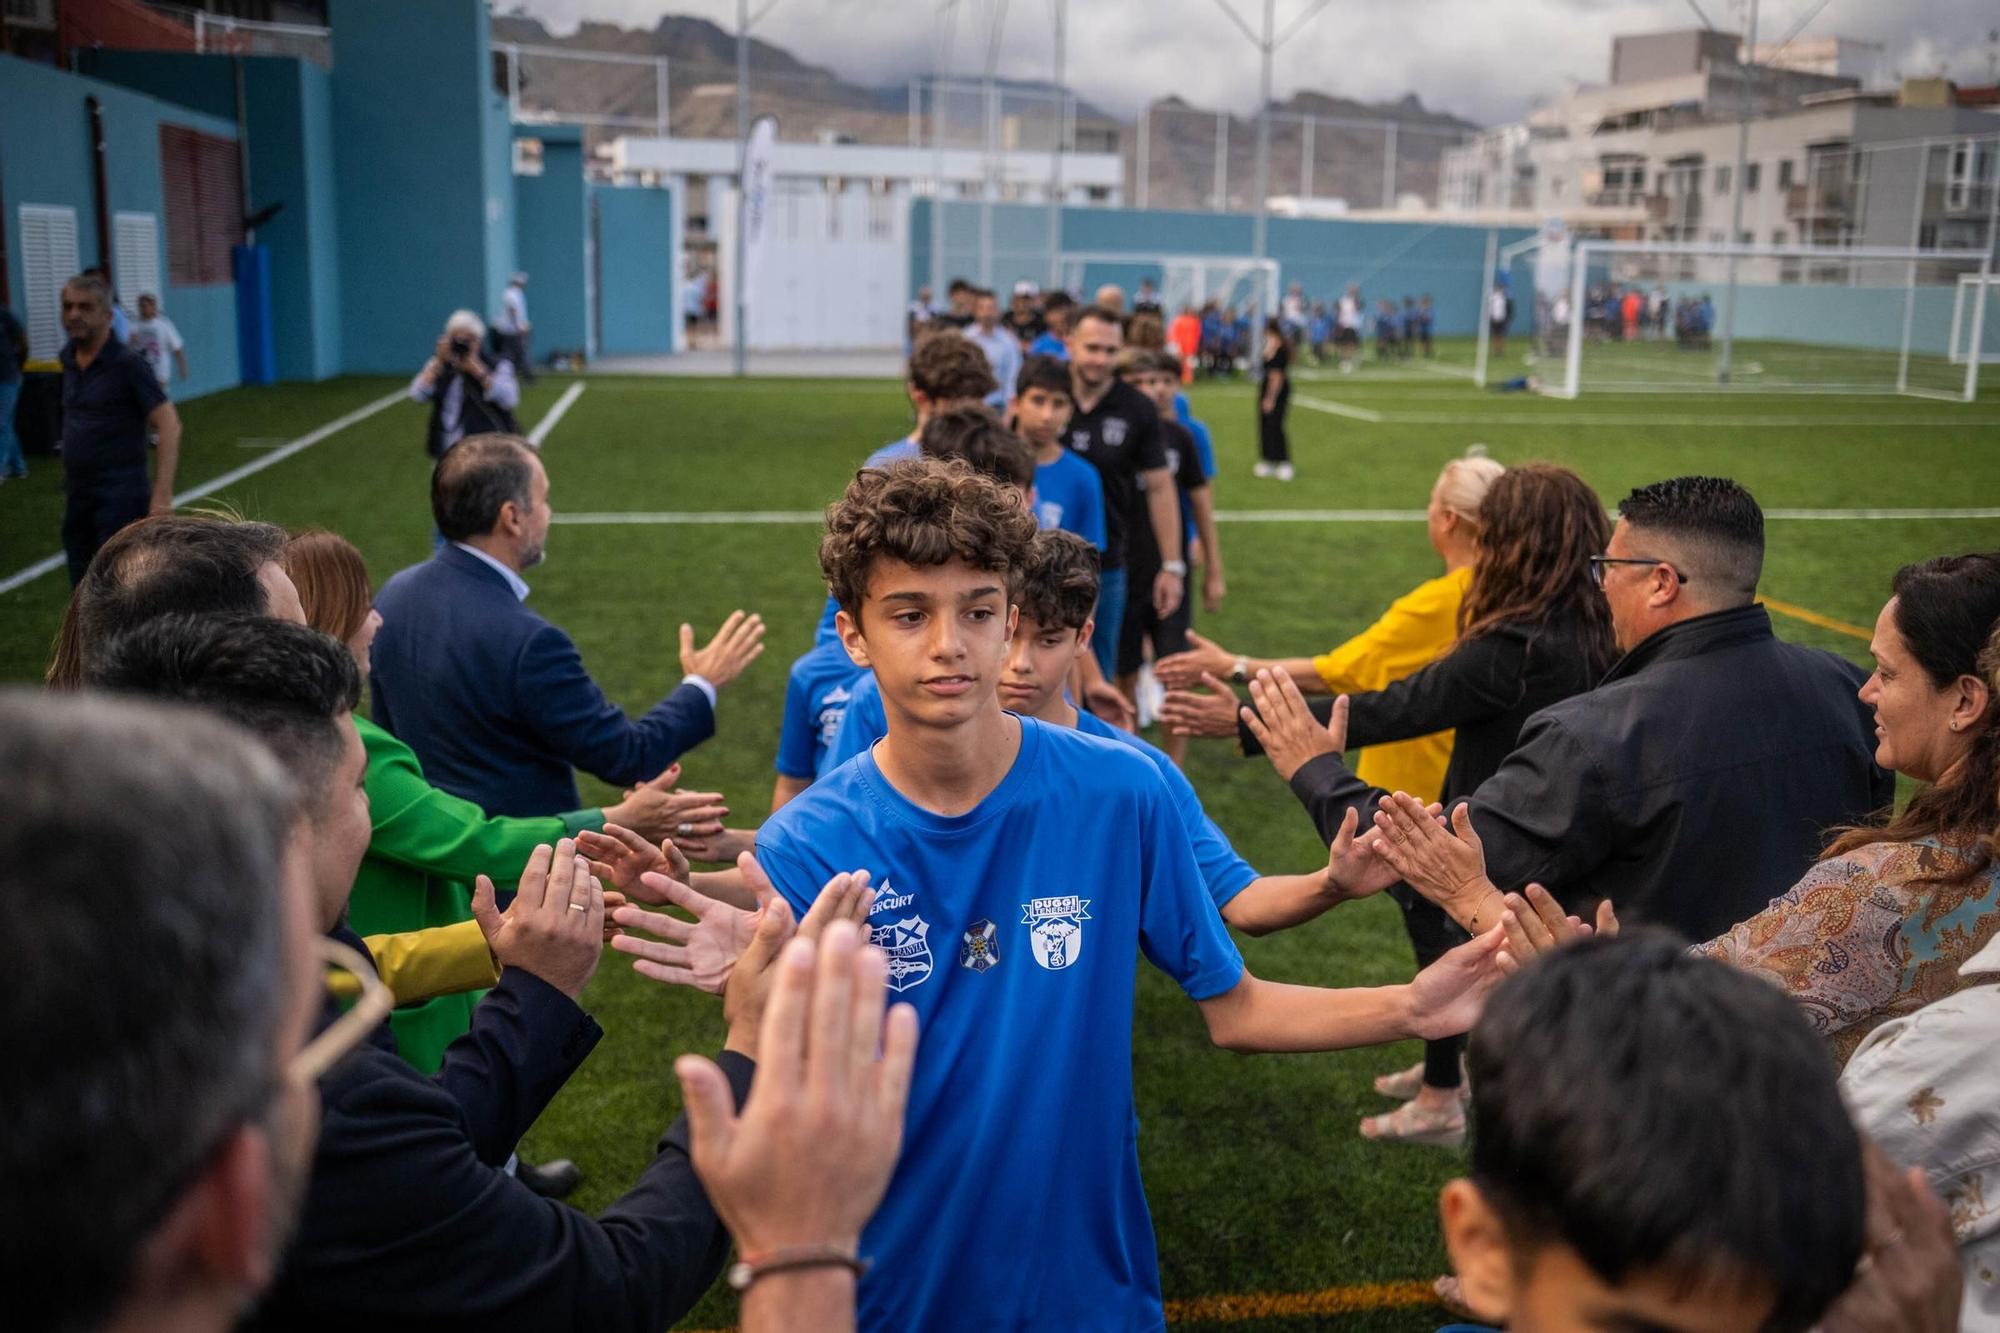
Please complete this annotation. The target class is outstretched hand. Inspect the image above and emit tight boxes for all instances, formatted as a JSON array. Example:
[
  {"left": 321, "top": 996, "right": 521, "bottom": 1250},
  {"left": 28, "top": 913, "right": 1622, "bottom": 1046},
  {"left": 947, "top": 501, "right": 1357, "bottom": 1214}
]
[
  {"left": 1494, "top": 884, "right": 1619, "bottom": 974},
  {"left": 1240, "top": 670, "right": 1345, "bottom": 782},
  {"left": 1404, "top": 924, "right": 1507, "bottom": 1040},
  {"left": 470, "top": 839, "right": 605, "bottom": 1000},
  {"left": 1820, "top": 1142, "right": 1964, "bottom": 1333},
  {"left": 1154, "top": 630, "right": 1235, "bottom": 690},
  {"left": 1159, "top": 673, "right": 1243, "bottom": 739},
  {"left": 1323, "top": 806, "right": 1403, "bottom": 904},
  {"left": 1082, "top": 679, "right": 1136, "bottom": 732},
  {"left": 674, "top": 920, "right": 920, "bottom": 1258},
  {"left": 680, "top": 610, "right": 767, "bottom": 688},
  {"left": 604, "top": 762, "right": 730, "bottom": 849},
  {"left": 1371, "top": 794, "right": 1502, "bottom": 931},
  {"left": 577, "top": 823, "right": 688, "bottom": 903}
]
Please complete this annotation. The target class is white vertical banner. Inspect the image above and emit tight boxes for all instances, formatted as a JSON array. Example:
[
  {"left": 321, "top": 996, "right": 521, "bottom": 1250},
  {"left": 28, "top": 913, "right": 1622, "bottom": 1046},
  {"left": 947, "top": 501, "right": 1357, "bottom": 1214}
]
[{"left": 739, "top": 115, "right": 779, "bottom": 317}]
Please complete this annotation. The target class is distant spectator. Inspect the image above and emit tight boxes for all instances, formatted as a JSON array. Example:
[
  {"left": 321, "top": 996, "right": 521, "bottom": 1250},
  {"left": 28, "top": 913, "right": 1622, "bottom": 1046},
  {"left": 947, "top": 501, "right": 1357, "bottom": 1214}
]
[
  {"left": 1306, "top": 301, "right": 1332, "bottom": 364},
  {"left": 496, "top": 272, "right": 532, "bottom": 381},
  {"left": 127, "top": 293, "right": 187, "bottom": 393},
  {"left": 1168, "top": 305, "right": 1203, "bottom": 380},
  {"left": 1487, "top": 281, "right": 1512, "bottom": 359},
  {"left": 1002, "top": 281, "right": 1046, "bottom": 347},
  {"left": 1417, "top": 294, "right": 1435, "bottom": 357},
  {"left": 1335, "top": 283, "right": 1363, "bottom": 372},
  {"left": 0, "top": 300, "right": 25, "bottom": 480},
  {"left": 1029, "top": 290, "right": 1073, "bottom": 359},
  {"left": 1133, "top": 278, "right": 1162, "bottom": 317},
  {"left": 1094, "top": 282, "right": 1127, "bottom": 317},
  {"left": 937, "top": 278, "right": 975, "bottom": 329},
  {"left": 57, "top": 271, "right": 180, "bottom": 585},
  {"left": 962, "top": 288, "right": 1021, "bottom": 411},
  {"left": 1257, "top": 318, "right": 1292, "bottom": 481},
  {"left": 906, "top": 284, "right": 935, "bottom": 343},
  {"left": 1280, "top": 281, "right": 1307, "bottom": 343},
  {"left": 410, "top": 309, "right": 519, "bottom": 459}
]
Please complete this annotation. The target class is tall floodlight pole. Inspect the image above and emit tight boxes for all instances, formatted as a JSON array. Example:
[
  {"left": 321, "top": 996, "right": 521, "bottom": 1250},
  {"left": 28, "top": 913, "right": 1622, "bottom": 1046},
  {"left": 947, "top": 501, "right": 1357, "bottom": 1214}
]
[
  {"left": 1046, "top": 0, "right": 1065, "bottom": 290},
  {"left": 733, "top": 0, "right": 751, "bottom": 376},
  {"left": 1717, "top": 0, "right": 1759, "bottom": 385},
  {"left": 1212, "top": 0, "right": 1328, "bottom": 375}
]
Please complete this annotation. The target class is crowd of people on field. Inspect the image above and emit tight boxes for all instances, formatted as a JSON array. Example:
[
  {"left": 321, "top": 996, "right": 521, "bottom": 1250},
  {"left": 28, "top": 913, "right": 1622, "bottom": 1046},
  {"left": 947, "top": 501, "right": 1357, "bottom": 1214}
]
[{"left": 9, "top": 260, "right": 2000, "bottom": 1333}]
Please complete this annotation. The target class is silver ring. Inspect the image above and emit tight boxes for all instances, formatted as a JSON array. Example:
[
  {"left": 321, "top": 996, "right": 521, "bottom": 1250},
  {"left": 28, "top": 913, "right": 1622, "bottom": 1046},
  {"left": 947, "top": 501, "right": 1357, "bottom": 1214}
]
[
  {"left": 676, "top": 822, "right": 694, "bottom": 838},
  {"left": 568, "top": 902, "right": 588, "bottom": 912}
]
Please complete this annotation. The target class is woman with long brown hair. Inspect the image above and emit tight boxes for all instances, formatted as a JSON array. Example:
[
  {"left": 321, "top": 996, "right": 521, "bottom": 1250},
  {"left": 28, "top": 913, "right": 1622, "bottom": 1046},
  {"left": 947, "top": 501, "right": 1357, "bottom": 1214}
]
[{"left": 1248, "top": 463, "right": 1618, "bottom": 1146}]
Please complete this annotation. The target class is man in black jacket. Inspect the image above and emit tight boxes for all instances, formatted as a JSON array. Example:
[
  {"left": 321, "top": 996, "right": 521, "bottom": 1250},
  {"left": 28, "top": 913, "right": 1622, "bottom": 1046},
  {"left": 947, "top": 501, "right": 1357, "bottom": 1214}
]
[
  {"left": 85, "top": 613, "right": 794, "bottom": 1332},
  {"left": 1285, "top": 477, "right": 1892, "bottom": 942}
]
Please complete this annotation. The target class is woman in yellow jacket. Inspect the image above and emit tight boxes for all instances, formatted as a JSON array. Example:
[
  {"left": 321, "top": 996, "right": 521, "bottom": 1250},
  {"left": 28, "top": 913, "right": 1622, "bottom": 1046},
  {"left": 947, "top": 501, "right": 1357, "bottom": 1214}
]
[{"left": 1156, "top": 452, "right": 1503, "bottom": 1105}]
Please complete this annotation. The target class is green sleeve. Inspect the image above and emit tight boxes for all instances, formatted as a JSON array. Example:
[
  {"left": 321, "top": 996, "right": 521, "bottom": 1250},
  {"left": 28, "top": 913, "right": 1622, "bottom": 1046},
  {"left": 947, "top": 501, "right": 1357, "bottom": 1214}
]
[
  {"left": 358, "top": 717, "right": 577, "bottom": 882},
  {"left": 560, "top": 806, "right": 607, "bottom": 836}
]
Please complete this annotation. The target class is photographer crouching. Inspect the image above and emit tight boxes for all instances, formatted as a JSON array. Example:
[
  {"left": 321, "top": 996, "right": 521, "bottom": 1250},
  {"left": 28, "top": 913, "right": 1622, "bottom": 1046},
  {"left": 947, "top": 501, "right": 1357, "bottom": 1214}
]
[{"left": 411, "top": 310, "right": 521, "bottom": 458}]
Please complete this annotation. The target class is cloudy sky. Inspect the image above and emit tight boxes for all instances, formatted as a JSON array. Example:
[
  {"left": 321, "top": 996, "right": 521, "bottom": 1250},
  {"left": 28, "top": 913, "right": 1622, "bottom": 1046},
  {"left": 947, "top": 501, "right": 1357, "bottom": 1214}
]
[{"left": 510, "top": 0, "right": 2000, "bottom": 125}]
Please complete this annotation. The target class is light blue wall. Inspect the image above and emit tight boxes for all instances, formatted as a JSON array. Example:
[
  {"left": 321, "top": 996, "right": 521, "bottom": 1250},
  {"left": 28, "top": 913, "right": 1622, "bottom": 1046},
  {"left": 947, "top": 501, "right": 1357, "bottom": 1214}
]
[
  {"left": 513, "top": 127, "right": 588, "bottom": 361},
  {"left": 590, "top": 183, "right": 678, "bottom": 356},
  {"left": 910, "top": 199, "right": 1530, "bottom": 337},
  {"left": 1662, "top": 282, "right": 1960, "bottom": 356},
  {"left": 0, "top": 53, "right": 241, "bottom": 399},
  {"left": 83, "top": 51, "right": 345, "bottom": 381},
  {"left": 328, "top": 0, "right": 509, "bottom": 373}
]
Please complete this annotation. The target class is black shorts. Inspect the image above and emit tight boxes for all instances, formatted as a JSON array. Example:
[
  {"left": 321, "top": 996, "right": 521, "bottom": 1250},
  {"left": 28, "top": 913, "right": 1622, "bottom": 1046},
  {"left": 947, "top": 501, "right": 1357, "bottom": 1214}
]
[
  {"left": 1115, "top": 563, "right": 1192, "bottom": 676},
  {"left": 1334, "top": 327, "right": 1359, "bottom": 347}
]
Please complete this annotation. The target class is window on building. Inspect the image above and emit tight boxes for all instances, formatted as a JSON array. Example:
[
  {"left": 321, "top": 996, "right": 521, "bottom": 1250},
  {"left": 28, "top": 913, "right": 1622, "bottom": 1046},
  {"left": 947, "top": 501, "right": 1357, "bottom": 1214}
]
[
  {"left": 159, "top": 124, "right": 243, "bottom": 286},
  {"left": 1777, "top": 159, "right": 1794, "bottom": 189},
  {"left": 1771, "top": 229, "right": 1788, "bottom": 245},
  {"left": 1714, "top": 164, "right": 1731, "bottom": 193},
  {"left": 1744, "top": 161, "right": 1761, "bottom": 193}
]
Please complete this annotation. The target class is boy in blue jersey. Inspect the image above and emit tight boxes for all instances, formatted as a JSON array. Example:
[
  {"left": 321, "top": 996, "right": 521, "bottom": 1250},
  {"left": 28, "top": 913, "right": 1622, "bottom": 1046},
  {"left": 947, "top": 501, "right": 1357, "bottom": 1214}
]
[
  {"left": 1011, "top": 355, "right": 1105, "bottom": 553},
  {"left": 858, "top": 331, "right": 999, "bottom": 476},
  {"left": 770, "top": 639, "right": 865, "bottom": 810},
  {"left": 1027, "top": 290, "right": 1073, "bottom": 360},
  {"left": 758, "top": 458, "right": 1503, "bottom": 1333}
]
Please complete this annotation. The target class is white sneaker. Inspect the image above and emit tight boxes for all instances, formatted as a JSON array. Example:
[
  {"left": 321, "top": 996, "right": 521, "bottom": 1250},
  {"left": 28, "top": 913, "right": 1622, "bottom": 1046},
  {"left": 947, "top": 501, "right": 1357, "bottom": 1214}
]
[
  {"left": 1275, "top": 463, "right": 1295, "bottom": 481},
  {"left": 1136, "top": 664, "right": 1166, "bottom": 728},
  {"left": 1340, "top": 361, "right": 1355, "bottom": 374},
  {"left": 1253, "top": 461, "right": 1274, "bottom": 478}
]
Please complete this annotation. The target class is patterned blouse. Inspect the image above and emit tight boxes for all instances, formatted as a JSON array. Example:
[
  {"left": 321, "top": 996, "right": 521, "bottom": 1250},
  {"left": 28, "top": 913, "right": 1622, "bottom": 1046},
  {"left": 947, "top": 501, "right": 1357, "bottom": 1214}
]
[{"left": 1692, "top": 837, "right": 2000, "bottom": 1067}]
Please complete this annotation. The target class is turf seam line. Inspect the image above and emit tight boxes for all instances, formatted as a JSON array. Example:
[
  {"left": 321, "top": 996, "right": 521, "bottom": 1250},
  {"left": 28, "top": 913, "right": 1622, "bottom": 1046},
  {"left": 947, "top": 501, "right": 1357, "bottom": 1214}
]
[
  {"left": 1292, "top": 394, "right": 1385, "bottom": 423},
  {"left": 0, "top": 388, "right": 406, "bottom": 597},
  {"left": 528, "top": 382, "right": 587, "bottom": 446}
]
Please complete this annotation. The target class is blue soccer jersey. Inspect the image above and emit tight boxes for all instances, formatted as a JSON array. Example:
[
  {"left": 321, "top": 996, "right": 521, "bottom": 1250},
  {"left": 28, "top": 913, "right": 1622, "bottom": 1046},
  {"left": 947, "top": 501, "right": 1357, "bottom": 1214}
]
[
  {"left": 820, "top": 671, "right": 888, "bottom": 771},
  {"left": 864, "top": 435, "right": 919, "bottom": 468},
  {"left": 774, "top": 641, "right": 867, "bottom": 780},
  {"left": 1033, "top": 449, "right": 1108, "bottom": 552},
  {"left": 756, "top": 718, "right": 1244, "bottom": 1332},
  {"left": 1074, "top": 709, "right": 1256, "bottom": 909}
]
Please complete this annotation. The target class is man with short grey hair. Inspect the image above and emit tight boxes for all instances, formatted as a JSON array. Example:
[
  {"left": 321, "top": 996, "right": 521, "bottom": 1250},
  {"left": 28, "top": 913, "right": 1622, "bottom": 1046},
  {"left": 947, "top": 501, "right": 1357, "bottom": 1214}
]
[
  {"left": 57, "top": 271, "right": 182, "bottom": 583},
  {"left": 0, "top": 691, "right": 326, "bottom": 1333}
]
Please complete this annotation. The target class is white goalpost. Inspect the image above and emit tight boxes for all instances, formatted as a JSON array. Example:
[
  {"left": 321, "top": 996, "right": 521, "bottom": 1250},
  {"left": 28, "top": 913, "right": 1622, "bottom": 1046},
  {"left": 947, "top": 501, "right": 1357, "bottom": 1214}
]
[{"left": 1550, "top": 241, "right": 1992, "bottom": 402}]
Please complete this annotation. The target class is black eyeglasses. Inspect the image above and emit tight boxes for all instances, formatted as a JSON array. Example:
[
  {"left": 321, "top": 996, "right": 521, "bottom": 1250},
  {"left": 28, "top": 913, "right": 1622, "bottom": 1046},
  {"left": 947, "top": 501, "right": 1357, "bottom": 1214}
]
[{"left": 1589, "top": 555, "right": 1690, "bottom": 589}]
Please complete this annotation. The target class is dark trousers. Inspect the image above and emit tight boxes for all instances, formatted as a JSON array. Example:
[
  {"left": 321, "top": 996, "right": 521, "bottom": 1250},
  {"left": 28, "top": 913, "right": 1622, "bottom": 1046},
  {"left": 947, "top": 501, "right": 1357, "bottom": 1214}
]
[
  {"left": 1391, "top": 884, "right": 1468, "bottom": 1088},
  {"left": 1258, "top": 407, "right": 1290, "bottom": 463},
  {"left": 63, "top": 465, "right": 150, "bottom": 585}
]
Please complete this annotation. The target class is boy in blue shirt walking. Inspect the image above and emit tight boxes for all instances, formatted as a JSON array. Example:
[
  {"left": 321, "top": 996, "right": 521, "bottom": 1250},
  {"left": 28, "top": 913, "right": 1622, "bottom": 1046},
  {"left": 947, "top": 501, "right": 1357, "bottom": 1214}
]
[{"left": 757, "top": 458, "right": 1503, "bottom": 1332}]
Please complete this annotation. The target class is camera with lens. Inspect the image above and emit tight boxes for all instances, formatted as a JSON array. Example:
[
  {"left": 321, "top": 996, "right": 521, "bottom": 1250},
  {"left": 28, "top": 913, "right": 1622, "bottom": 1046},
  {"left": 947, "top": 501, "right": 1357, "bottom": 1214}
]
[{"left": 448, "top": 335, "right": 475, "bottom": 360}]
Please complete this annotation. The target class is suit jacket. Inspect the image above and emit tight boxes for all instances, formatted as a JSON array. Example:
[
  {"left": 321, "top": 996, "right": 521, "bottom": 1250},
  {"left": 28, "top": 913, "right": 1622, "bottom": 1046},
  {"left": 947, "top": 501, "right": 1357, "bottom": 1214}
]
[
  {"left": 1289, "top": 605, "right": 1895, "bottom": 942},
  {"left": 371, "top": 544, "right": 714, "bottom": 817},
  {"left": 252, "top": 928, "right": 745, "bottom": 1330}
]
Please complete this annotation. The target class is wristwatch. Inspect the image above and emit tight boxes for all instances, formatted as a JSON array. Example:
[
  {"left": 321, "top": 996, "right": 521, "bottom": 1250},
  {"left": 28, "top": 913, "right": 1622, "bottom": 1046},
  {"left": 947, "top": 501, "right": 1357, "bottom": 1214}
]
[
  {"left": 1231, "top": 656, "right": 1250, "bottom": 683},
  {"left": 1161, "top": 560, "right": 1188, "bottom": 577}
]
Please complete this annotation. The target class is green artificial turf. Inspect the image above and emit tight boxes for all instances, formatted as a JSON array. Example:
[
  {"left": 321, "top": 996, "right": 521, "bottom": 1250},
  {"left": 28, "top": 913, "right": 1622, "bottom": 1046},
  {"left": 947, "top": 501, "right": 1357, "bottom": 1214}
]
[{"left": 3, "top": 360, "right": 1995, "bottom": 1331}]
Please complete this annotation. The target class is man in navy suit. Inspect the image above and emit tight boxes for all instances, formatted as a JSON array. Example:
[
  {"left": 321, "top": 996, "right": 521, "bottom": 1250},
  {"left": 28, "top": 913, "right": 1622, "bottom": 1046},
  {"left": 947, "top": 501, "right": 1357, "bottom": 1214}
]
[{"left": 371, "top": 434, "right": 765, "bottom": 818}]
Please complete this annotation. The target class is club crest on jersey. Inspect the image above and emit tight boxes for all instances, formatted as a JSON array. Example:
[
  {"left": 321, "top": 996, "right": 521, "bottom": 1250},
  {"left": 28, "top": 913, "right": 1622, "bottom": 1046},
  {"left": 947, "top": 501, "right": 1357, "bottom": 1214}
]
[
  {"left": 1020, "top": 895, "right": 1092, "bottom": 971},
  {"left": 873, "top": 915, "right": 933, "bottom": 992},
  {"left": 1102, "top": 418, "right": 1128, "bottom": 447},
  {"left": 959, "top": 919, "right": 999, "bottom": 972}
]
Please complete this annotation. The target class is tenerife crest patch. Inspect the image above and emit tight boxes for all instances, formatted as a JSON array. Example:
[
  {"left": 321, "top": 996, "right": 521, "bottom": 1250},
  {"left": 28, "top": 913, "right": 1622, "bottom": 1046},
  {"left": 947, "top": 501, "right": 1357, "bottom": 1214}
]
[
  {"left": 959, "top": 919, "right": 1000, "bottom": 972},
  {"left": 1021, "top": 895, "right": 1092, "bottom": 971}
]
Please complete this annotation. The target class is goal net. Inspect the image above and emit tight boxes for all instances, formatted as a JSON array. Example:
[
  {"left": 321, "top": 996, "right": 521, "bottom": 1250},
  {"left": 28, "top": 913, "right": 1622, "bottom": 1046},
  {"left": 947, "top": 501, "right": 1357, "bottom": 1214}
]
[{"left": 1546, "top": 242, "right": 1992, "bottom": 401}]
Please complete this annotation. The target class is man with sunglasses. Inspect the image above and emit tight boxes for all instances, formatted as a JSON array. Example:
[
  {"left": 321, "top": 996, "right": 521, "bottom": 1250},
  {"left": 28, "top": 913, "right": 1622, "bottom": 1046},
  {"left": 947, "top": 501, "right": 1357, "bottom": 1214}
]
[{"left": 1272, "top": 475, "right": 1891, "bottom": 942}]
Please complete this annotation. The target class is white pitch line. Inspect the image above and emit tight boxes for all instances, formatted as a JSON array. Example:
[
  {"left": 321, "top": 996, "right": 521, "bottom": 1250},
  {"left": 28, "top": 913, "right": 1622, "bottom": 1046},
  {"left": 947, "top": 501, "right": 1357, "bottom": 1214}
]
[
  {"left": 1367, "top": 412, "right": 2000, "bottom": 428},
  {"left": 1292, "top": 395, "right": 1384, "bottom": 423},
  {"left": 553, "top": 506, "right": 2000, "bottom": 528},
  {"left": 0, "top": 388, "right": 407, "bottom": 598},
  {"left": 527, "top": 381, "right": 587, "bottom": 445}
]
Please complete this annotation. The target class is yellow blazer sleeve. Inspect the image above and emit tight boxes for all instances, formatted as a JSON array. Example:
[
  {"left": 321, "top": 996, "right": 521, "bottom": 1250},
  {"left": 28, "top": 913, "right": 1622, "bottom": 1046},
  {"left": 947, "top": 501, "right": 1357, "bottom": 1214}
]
[
  {"left": 330, "top": 919, "right": 500, "bottom": 1006},
  {"left": 1311, "top": 568, "right": 1468, "bottom": 695}
]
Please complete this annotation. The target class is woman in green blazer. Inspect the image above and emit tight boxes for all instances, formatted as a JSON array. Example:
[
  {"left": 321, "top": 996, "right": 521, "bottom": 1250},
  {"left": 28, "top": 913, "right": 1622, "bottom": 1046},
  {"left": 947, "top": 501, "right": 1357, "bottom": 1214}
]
[{"left": 284, "top": 530, "right": 729, "bottom": 1071}]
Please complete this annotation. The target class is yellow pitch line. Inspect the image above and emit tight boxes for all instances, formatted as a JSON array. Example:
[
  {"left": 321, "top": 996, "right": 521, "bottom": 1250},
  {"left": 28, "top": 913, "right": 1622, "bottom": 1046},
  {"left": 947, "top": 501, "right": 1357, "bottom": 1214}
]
[
  {"left": 677, "top": 1278, "right": 1441, "bottom": 1331},
  {"left": 1759, "top": 596, "right": 1872, "bottom": 642}
]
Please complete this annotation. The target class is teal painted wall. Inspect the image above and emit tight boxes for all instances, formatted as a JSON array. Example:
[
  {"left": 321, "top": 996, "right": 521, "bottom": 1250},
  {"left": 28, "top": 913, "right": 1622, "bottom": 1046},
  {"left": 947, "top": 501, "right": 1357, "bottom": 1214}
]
[
  {"left": 590, "top": 183, "right": 678, "bottom": 356},
  {"left": 513, "top": 128, "right": 588, "bottom": 362},
  {"left": 328, "top": 0, "right": 509, "bottom": 373},
  {"left": 83, "top": 51, "right": 345, "bottom": 381},
  {"left": 910, "top": 199, "right": 1530, "bottom": 337},
  {"left": 0, "top": 53, "right": 240, "bottom": 400}
]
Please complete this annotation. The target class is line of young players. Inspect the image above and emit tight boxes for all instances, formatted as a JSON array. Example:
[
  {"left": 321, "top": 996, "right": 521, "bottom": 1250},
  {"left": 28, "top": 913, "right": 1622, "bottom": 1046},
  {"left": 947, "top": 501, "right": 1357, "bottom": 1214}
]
[{"left": 776, "top": 305, "right": 1224, "bottom": 808}]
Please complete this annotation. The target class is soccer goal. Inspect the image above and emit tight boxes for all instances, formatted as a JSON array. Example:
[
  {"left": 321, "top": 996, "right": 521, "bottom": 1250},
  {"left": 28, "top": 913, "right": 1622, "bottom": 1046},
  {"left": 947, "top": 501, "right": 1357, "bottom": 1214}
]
[
  {"left": 1054, "top": 252, "right": 1279, "bottom": 321},
  {"left": 1950, "top": 273, "right": 2000, "bottom": 367},
  {"left": 1547, "top": 241, "right": 1992, "bottom": 402}
]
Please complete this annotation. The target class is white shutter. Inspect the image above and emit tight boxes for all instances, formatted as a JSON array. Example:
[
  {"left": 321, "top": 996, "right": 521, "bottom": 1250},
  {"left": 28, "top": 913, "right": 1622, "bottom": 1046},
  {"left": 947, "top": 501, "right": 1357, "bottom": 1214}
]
[
  {"left": 19, "top": 204, "right": 80, "bottom": 361},
  {"left": 113, "top": 211, "right": 162, "bottom": 317}
]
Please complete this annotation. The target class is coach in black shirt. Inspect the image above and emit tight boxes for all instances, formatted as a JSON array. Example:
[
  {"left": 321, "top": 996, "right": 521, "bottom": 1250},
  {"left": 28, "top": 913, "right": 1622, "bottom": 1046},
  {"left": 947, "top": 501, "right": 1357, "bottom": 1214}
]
[
  {"left": 1063, "top": 304, "right": 1184, "bottom": 680},
  {"left": 57, "top": 271, "right": 179, "bottom": 583}
]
